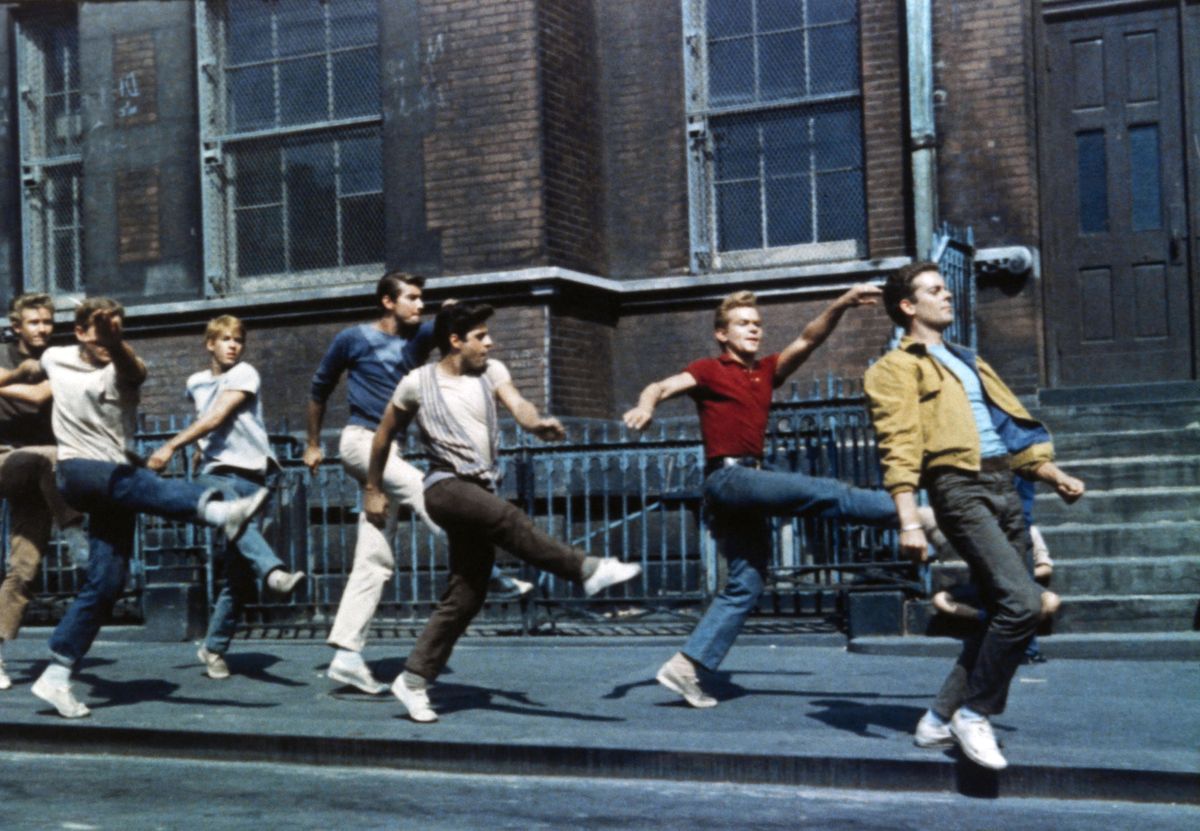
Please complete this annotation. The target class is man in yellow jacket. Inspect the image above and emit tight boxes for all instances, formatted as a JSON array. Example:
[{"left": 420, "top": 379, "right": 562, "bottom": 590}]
[{"left": 864, "top": 261, "right": 1084, "bottom": 770}]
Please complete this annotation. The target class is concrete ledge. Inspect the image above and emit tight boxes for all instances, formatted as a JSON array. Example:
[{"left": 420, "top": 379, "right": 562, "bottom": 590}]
[{"left": 4, "top": 721, "right": 1196, "bottom": 806}]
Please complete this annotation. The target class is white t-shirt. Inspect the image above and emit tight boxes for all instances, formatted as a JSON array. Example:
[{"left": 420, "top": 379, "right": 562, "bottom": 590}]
[
  {"left": 186, "top": 361, "right": 274, "bottom": 474},
  {"left": 41, "top": 345, "right": 140, "bottom": 464},
  {"left": 392, "top": 359, "right": 511, "bottom": 466}
]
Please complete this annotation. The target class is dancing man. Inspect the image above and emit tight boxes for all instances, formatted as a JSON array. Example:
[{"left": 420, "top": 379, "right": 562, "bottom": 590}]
[
  {"left": 864, "top": 262, "right": 1084, "bottom": 769},
  {"left": 365, "top": 303, "right": 640, "bottom": 722}
]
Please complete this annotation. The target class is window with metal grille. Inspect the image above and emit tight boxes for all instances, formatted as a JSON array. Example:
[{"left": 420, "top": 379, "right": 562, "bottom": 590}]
[
  {"left": 684, "top": 0, "right": 865, "bottom": 271},
  {"left": 16, "top": 12, "right": 85, "bottom": 296},
  {"left": 197, "top": 0, "right": 384, "bottom": 294}
]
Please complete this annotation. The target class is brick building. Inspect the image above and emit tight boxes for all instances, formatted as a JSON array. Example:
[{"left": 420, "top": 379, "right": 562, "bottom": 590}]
[{"left": 0, "top": 0, "right": 1196, "bottom": 435}]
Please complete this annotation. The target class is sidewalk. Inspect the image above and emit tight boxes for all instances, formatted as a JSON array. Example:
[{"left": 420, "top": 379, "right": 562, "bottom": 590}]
[{"left": 1, "top": 634, "right": 1196, "bottom": 803}]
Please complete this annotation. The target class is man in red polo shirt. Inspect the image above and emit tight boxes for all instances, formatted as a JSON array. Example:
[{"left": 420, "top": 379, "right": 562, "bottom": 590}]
[{"left": 624, "top": 285, "right": 938, "bottom": 707}]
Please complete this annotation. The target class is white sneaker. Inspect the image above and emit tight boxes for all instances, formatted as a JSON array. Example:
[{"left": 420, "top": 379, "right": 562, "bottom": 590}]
[
  {"left": 1031, "top": 525, "right": 1053, "bottom": 580},
  {"left": 266, "top": 569, "right": 306, "bottom": 596},
  {"left": 221, "top": 488, "right": 270, "bottom": 542},
  {"left": 488, "top": 574, "right": 534, "bottom": 599},
  {"left": 391, "top": 671, "right": 438, "bottom": 723},
  {"left": 950, "top": 709, "right": 1008, "bottom": 770},
  {"left": 197, "top": 646, "right": 231, "bottom": 680},
  {"left": 583, "top": 559, "right": 641, "bottom": 596},
  {"left": 914, "top": 710, "right": 954, "bottom": 748},
  {"left": 327, "top": 656, "right": 388, "bottom": 695},
  {"left": 62, "top": 525, "right": 90, "bottom": 570},
  {"left": 0, "top": 660, "right": 11, "bottom": 690},
  {"left": 655, "top": 653, "right": 717, "bottom": 709},
  {"left": 31, "top": 676, "right": 90, "bottom": 719}
]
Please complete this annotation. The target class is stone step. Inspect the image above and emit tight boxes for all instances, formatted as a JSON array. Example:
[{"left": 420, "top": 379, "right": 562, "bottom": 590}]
[
  {"left": 1035, "top": 521, "right": 1200, "bottom": 560},
  {"left": 1057, "top": 455, "right": 1200, "bottom": 491},
  {"left": 931, "top": 556, "right": 1200, "bottom": 597},
  {"left": 1032, "top": 400, "right": 1200, "bottom": 434},
  {"left": 1052, "top": 427, "right": 1200, "bottom": 458},
  {"left": 1032, "top": 487, "right": 1200, "bottom": 526},
  {"left": 1051, "top": 593, "right": 1200, "bottom": 633}
]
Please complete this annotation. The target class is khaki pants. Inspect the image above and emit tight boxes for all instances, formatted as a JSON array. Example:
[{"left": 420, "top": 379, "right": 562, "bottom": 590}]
[{"left": 0, "top": 444, "right": 83, "bottom": 641}]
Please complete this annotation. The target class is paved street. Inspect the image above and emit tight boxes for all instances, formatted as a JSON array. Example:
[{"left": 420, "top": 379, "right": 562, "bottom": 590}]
[{"left": 4, "top": 750, "right": 1198, "bottom": 831}]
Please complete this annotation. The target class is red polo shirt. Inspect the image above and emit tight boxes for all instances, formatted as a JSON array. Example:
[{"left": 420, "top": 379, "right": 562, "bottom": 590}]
[{"left": 685, "top": 352, "right": 781, "bottom": 460}]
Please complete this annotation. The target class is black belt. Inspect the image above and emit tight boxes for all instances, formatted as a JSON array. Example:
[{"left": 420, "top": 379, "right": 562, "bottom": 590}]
[
  {"left": 208, "top": 465, "right": 269, "bottom": 486},
  {"left": 704, "top": 455, "right": 762, "bottom": 477},
  {"left": 979, "top": 455, "right": 1011, "bottom": 473}
]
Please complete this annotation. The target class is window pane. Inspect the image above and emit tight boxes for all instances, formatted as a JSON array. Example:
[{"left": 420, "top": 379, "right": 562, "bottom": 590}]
[
  {"left": 236, "top": 206, "right": 284, "bottom": 276},
  {"left": 228, "top": 64, "right": 275, "bottom": 131},
  {"left": 341, "top": 193, "right": 384, "bottom": 265},
  {"left": 707, "top": 0, "right": 752, "bottom": 38},
  {"left": 276, "top": 0, "right": 326, "bottom": 58},
  {"left": 46, "top": 27, "right": 78, "bottom": 94},
  {"left": 816, "top": 169, "right": 865, "bottom": 242},
  {"left": 809, "top": 23, "right": 858, "bottom": 95},
  {"left": 285, "top": 141, "right": 337, "bottom": 270},
  {"left": 1076, "top": 130, "right": 1108, "bottom": 233},
  {"left": 766, "top": 175, "right": 811, "bottom": 247},
  {"left": 762, "top": 113, "right": 808, "bottom": 177},
  {"left": 708, "top": 37, "right": 755, "bottom": 105},
  {"left": 333, "top": 49, "right": 379, "bottom": 120},
  {"left": 331, "top": 0, "right": 378, "bottom": 49},
  {"left": 759, "top": 31, "right": 806, "bottom": 102},
  {"left": 227, "top": 0, "right": 275, "bottom": 65},
  {"left": 1129, "top": 124, "right": 1162, "bottom": 232},
  {"left": 808, "top": 0, "right": 858, "bottom": 26},
  {"left": 712, "top": 118, "right": 760, "bottom": 181},
  {"left": 279, "top": 56, "right": 329, "bottom": 125},
  {"left": 812, "top": 105, "right": 860, "bottom": 171},
  {"left": 233, "top": 145, "right": 281, "bottom": 206},
  {"left": 338, "top": 132, "right": 382, "bottom": 195},
  {"left": 759, "top": 0, "right": 805, "bottom": 31},
  {"left": 52, "top": 229, "right": 77, "bottom": 289},
  {"left": 716, "top": 180, "right": 762, "bottom": 251}
]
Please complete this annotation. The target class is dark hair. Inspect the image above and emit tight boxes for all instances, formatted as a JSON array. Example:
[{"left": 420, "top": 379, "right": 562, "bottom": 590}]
[
  {"left": 883, "top": 261, "right": 940, "bottom": 328},
  {"left": 74, "top": 296, "right": 124, "bottom": 329},
  {"left": 434, "top": 303, "right": 494, "bottom": 353},
  {"left": 376, "top": 270, "right": 425, "bottom": 306}
]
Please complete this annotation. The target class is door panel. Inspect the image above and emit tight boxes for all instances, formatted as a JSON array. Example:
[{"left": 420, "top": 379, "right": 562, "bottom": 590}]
[{"left": 1040, "top": 6, "right": 1193, "bottom": 385}]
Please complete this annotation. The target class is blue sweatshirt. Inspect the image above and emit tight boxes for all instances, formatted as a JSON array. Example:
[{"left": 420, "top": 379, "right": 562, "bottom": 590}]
[{"left": 309, "top": 321, "right": 435, "bottom": 429}]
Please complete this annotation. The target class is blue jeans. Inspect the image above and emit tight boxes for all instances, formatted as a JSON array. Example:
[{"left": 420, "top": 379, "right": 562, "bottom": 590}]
[
  {"left": 49, "top": 459, "right": 218, "bottom": 667},
  {"left": 683, "top": 464, "right": 897, "bottom": 671},
  {"left": 198, "top": 471, "right": 285, "bottom": 656}
]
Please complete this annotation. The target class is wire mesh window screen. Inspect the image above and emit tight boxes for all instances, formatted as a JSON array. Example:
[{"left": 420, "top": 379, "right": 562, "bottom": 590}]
[
  {"left": 691, "top": 0, "right": 865, "bottom": 263},
  {"left": 204, "top": 0, "right": 384, "bottom": 287},
  {"left": 17, "top": 13, "right": 85, "bottom": 295}
]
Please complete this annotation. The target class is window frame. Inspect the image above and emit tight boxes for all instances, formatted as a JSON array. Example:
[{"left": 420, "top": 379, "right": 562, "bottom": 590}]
[
  {"left": 196, "top": 0, "right": 385, "bottom": 296},
  {"left": 682, "top": 0, "right": 867, "bottom": 272}
]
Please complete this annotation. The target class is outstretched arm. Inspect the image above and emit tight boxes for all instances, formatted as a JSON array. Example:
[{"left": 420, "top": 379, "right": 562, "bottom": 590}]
[
  {"left": 495, "top": 380, "right": 564, "bottom": 442},
  {"left": 147, "top": 390, "right": 250, "bottom": 472},
  {"left": 774, "top": 283, "right": 882, "bottom": 384},
  {"left": 621, "top": 371, "right": 698, "bottom": 432},
  {"left": 92, "top": 309, "right": 147, "bottom": 387},
  {"left": 364, "top": 402, "right": 414, "bottom": 526}
]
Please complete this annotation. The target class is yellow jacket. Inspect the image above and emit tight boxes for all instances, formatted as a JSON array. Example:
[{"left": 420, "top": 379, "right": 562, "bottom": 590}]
[{"left": 863, "top": 337, "right": 1054, "bottom": 495}]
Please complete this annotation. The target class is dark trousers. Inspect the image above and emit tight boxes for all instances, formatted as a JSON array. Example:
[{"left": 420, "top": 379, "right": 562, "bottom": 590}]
[
  {"left": 928, "top": 467, "right": 1042, "bottom": 718},
  {"left": 404, "top": 477, "right": 587, "bottom": 680}
]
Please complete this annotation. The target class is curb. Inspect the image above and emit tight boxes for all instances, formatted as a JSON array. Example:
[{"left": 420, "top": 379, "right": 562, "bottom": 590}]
[{"left": 5, "top": 721, "right": 1197, "bottom": 805}]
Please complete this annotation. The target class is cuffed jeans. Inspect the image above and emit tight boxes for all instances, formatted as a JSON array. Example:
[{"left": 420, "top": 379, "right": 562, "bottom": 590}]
[
  {"left": 199, "top": 471, "right": 285, "bottom": 656},
  {"left": 48, "top": 458, "right": 217, "bottom": 668},
  {"left": 683, "top": 463, "right": 897, "bottom": 671},
  {"left": 928, "top": 468, "right": 1041, "bottom": 718},
  {"left": 327, "top": 425, "right": 442, "bottom": 653},
  {"left": 0, "top": 445, "right": 83, "bottom": 641},
  {"left": 404, "top": 477, "right": 587, "bottom": 680}
]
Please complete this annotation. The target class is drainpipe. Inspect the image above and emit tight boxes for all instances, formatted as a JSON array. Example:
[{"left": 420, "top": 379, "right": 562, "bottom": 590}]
[{"left": 907, "top": 0, "right": 937, "bottom": 259}]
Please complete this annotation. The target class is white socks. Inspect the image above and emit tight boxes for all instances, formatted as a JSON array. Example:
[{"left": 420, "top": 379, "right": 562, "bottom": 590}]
[
  {"left": 41, "top": 662, "right": 71, "bottom": 687},
  {"left": 200, "top": 498, "right": 232, "bottom": 527},
  {"left": 333, "top": 648, "right": 364, "bottom": 669}
]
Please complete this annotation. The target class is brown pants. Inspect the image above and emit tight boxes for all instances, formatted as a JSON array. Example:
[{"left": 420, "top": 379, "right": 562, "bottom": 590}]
[
  {"left": 0, "top": 445, "right": 83, "bottom": 641},
  {"left": 404, "top": 476, "right": 587, "bottom": 680}
]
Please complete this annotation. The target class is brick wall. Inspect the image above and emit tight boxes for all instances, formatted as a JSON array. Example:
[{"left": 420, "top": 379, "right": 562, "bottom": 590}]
[
  {"left": 548, "top": 298, "right": 615, "bottom": 417},
  {"left": 933, "top": 0, "right": 1042, "bottom": 390},
  {"left": 539, "top": 0, "right": 606, "bottom": 274},
  {"left": 593, "top": 0, "right": 690, "bottom": 277},
  {"left": 862, "top": 0, "right": 909, "bottom": 258}
]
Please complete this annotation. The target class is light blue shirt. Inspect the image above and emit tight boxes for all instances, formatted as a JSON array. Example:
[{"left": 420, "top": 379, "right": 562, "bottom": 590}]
[{"left": 927, "top": 344, "right": 1008, "bottom": 459}]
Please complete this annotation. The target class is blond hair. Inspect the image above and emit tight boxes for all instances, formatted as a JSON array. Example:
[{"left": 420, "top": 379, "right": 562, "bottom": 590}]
[
  {"left": 9, "top": 292, "right": 53, "bottom": 325},
  {"left": 205, "top": 314, "right": 245, "bottom": 342},
  {"left": 714, "top": 290, "right": 757, "bottom": 330}
]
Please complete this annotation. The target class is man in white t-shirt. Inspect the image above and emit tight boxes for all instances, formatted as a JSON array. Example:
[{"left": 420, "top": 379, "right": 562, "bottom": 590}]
[
  {"left": 0, "top": 298, "right": 267, "bottom": 718},
  {"left": 363, "top": 303, "right": 641, "bottom": 723},
  {"left": 147, "top": 315, "right": 304, "bottom": 680}
]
